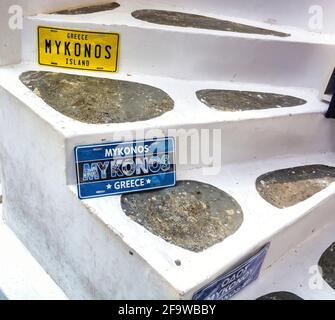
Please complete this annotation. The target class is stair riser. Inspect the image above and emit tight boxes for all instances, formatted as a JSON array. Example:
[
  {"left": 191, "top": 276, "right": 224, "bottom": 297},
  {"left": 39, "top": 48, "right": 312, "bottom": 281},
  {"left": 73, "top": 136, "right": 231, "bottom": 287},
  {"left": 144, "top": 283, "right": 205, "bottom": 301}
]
[
  {"left": 263, "top": 194, "right": 335, "bottom": 273},
  {"left": 7, "top": 0, "right": 335, "bottom": 35},
  {"left": 22, "top": 18, "right": 335, "bottom": 87},
  {"left": 0, "top": 84, "right": 333, "bottom": 184},
  {"left": 160, "top": 0, "right": 335, "bottom": 34},
  {"left": 65, "top": 113, "right": 335, "bottom": 184}
]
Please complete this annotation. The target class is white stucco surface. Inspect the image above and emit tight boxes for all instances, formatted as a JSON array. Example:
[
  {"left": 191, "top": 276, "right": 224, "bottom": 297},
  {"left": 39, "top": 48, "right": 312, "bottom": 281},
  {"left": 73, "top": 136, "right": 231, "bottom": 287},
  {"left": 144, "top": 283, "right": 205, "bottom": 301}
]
[
  {"left": 0, "top": 0, "right": 335, "bottom": 299},
  {"left": 22, "top": 1, "right": 335, "bottom": 88},
  {"left": 235, "top": 217, "right": 335, "bottom": 300},
  {"left": 1, "top": 200, "right": 335, "bottom": 300},
  {"left": 0, "top": 205, "right": 67, "bottom": 300},
  {"left": 1, "top": 63, "right": 335, "bottom": 298}
]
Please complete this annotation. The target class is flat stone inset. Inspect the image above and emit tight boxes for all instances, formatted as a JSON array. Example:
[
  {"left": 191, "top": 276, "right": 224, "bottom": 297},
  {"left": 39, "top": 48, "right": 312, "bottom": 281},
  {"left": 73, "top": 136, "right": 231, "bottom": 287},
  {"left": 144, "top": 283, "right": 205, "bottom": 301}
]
[
  {"left": 53, "top": 2, "right": 120, "bottom": 15},
  {"left": 256, "top": 165, "right": 335, "bottom": 209},
  {"left": 131, "top": 10, "right": 290, "bottom": 37},
  {"left": 318, "top": 242, "right": 335, "bottom": 290},
  {"left": 121, "top": 180, "right": 243, "bottom": 252},
  {"left": 20, "top": 71, "right": 174, "bottom": 124},
  {"left": 256, "top": 292, "right": 303, "bottom": 300},
  {"left": 196, "top": 90, "right": 307, "bottom": 112}
]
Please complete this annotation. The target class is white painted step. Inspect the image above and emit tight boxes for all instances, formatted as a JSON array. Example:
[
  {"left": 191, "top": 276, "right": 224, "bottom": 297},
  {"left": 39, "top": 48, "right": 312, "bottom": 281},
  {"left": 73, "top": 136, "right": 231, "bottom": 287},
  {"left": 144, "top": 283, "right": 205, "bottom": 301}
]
[
  {"left": 234, "top": 218, "right": 335, "bottom": 300},
  {"left": 0, "top": 205, "right": 67, "bottom": 300},
  {"left": 1, "top": 0, "right": 334, "bottom": 300},
  {"left": 66, "top": 152, "right": 335, "bottom": 298},
  {"left": 0, "top": 64, "right": 333, "bottom": 179},
  {"left": 1, "top": 199, "right": 334, "bottom": 300},
  {"left": 21, "top": 0, "right": 335, "bottom": 87},
  {"left": 1, "top": 61, "right": 334, "bottom": 298},
  {"left": 2, "top": 147, "right": 335, "bottom": 298},
  {"left": 159, "top": 0, "right": 335, "bottom": 34}
]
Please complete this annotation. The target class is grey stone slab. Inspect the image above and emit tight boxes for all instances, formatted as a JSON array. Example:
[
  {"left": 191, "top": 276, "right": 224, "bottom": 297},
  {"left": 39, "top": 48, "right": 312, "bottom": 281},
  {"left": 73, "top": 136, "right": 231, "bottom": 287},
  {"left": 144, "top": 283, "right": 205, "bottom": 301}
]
[
  {"left": 196, "top": 90, "right": 306, "bottom": 112},
  {"left": 256, "top": 165, "right": 335, "bottom": 209},
  {"left": 121, "top": 180, "right": 243, "bottom": 252},
  {"left": 319, "top": 242, "right": 335, "bottom": 290},
  {"left": 132, "top": 10, "right": 290, "bottom": 37},
  {"left": 20, "top": 71, "right": 174, "bottom": 124},
  {"left": 256, "top": 291, "right": 303, "bottom": 300},
  {"left": 53, "top": 2, "right": 120, "bottom": 15}
]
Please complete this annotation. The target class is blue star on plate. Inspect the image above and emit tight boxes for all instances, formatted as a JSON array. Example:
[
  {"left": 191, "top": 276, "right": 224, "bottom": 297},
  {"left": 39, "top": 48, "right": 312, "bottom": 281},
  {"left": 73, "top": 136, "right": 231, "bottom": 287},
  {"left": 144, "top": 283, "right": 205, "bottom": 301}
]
[{"left": 106, "top": 184, "right": 112, "bottom": 190}]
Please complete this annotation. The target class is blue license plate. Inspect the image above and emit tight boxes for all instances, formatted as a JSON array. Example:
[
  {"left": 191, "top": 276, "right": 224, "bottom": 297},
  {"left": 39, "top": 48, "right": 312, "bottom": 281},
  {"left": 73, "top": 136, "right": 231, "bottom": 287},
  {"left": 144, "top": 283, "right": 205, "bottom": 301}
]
[
  {"left": 74, "top": 137, "right": 176, "bottom": 199},
  {"left": 193, "top": 244, "right": 270, "bottom": 300}
]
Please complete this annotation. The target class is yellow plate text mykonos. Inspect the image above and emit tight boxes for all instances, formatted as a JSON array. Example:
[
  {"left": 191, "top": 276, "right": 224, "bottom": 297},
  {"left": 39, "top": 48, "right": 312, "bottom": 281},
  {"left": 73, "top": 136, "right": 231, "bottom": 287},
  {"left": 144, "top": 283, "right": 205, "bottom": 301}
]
[{"left": 38, "top": 26, "right": 119, "bottom": 72}]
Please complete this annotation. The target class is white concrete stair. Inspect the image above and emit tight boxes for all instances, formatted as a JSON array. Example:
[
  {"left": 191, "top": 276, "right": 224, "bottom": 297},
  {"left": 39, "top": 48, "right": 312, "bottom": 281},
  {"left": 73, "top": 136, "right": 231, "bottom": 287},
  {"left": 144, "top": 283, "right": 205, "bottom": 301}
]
[
  {"left": 0, "top": 0, "right": 334, "bottom": 300},
  {"left": 1, "top": 64, "right": 335, "bottom": 298},
  {"left": 0, "top": 205, "right": 67, "bottom": 300},
  {"left": 235, "top": 216, "right": 335, "bottom": 300},
  {"left": 68, "top": 153, "right": 335, "bottom": 298},
  {"left": 22, "top": 0, "right": 335, "bottom": 87},
  {"left": 0, "top": 64, "right": 333, "bottom": 172},
  {"left": 1, "top": 198, "right": 335, "bottom": 300}
]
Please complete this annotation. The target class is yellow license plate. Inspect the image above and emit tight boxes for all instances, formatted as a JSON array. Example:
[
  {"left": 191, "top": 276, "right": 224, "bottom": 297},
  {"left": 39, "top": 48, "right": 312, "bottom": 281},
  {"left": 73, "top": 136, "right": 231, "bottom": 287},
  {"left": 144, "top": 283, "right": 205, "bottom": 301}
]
[{"left": 38, "top": 26, "right": 119, "bottom": 72}]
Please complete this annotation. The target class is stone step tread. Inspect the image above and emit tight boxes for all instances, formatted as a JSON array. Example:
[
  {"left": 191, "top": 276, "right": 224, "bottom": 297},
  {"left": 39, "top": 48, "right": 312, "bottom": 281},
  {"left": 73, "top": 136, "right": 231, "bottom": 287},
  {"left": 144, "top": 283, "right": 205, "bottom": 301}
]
[
  {"left": 0, "top": 64, "right": 327, "bottom": 131},
  {"left": 28, "top": 0, "right": 335, "bottom": 45},
  {"left": 70, "top": 151, "right": 335, "bottom": 293}
]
